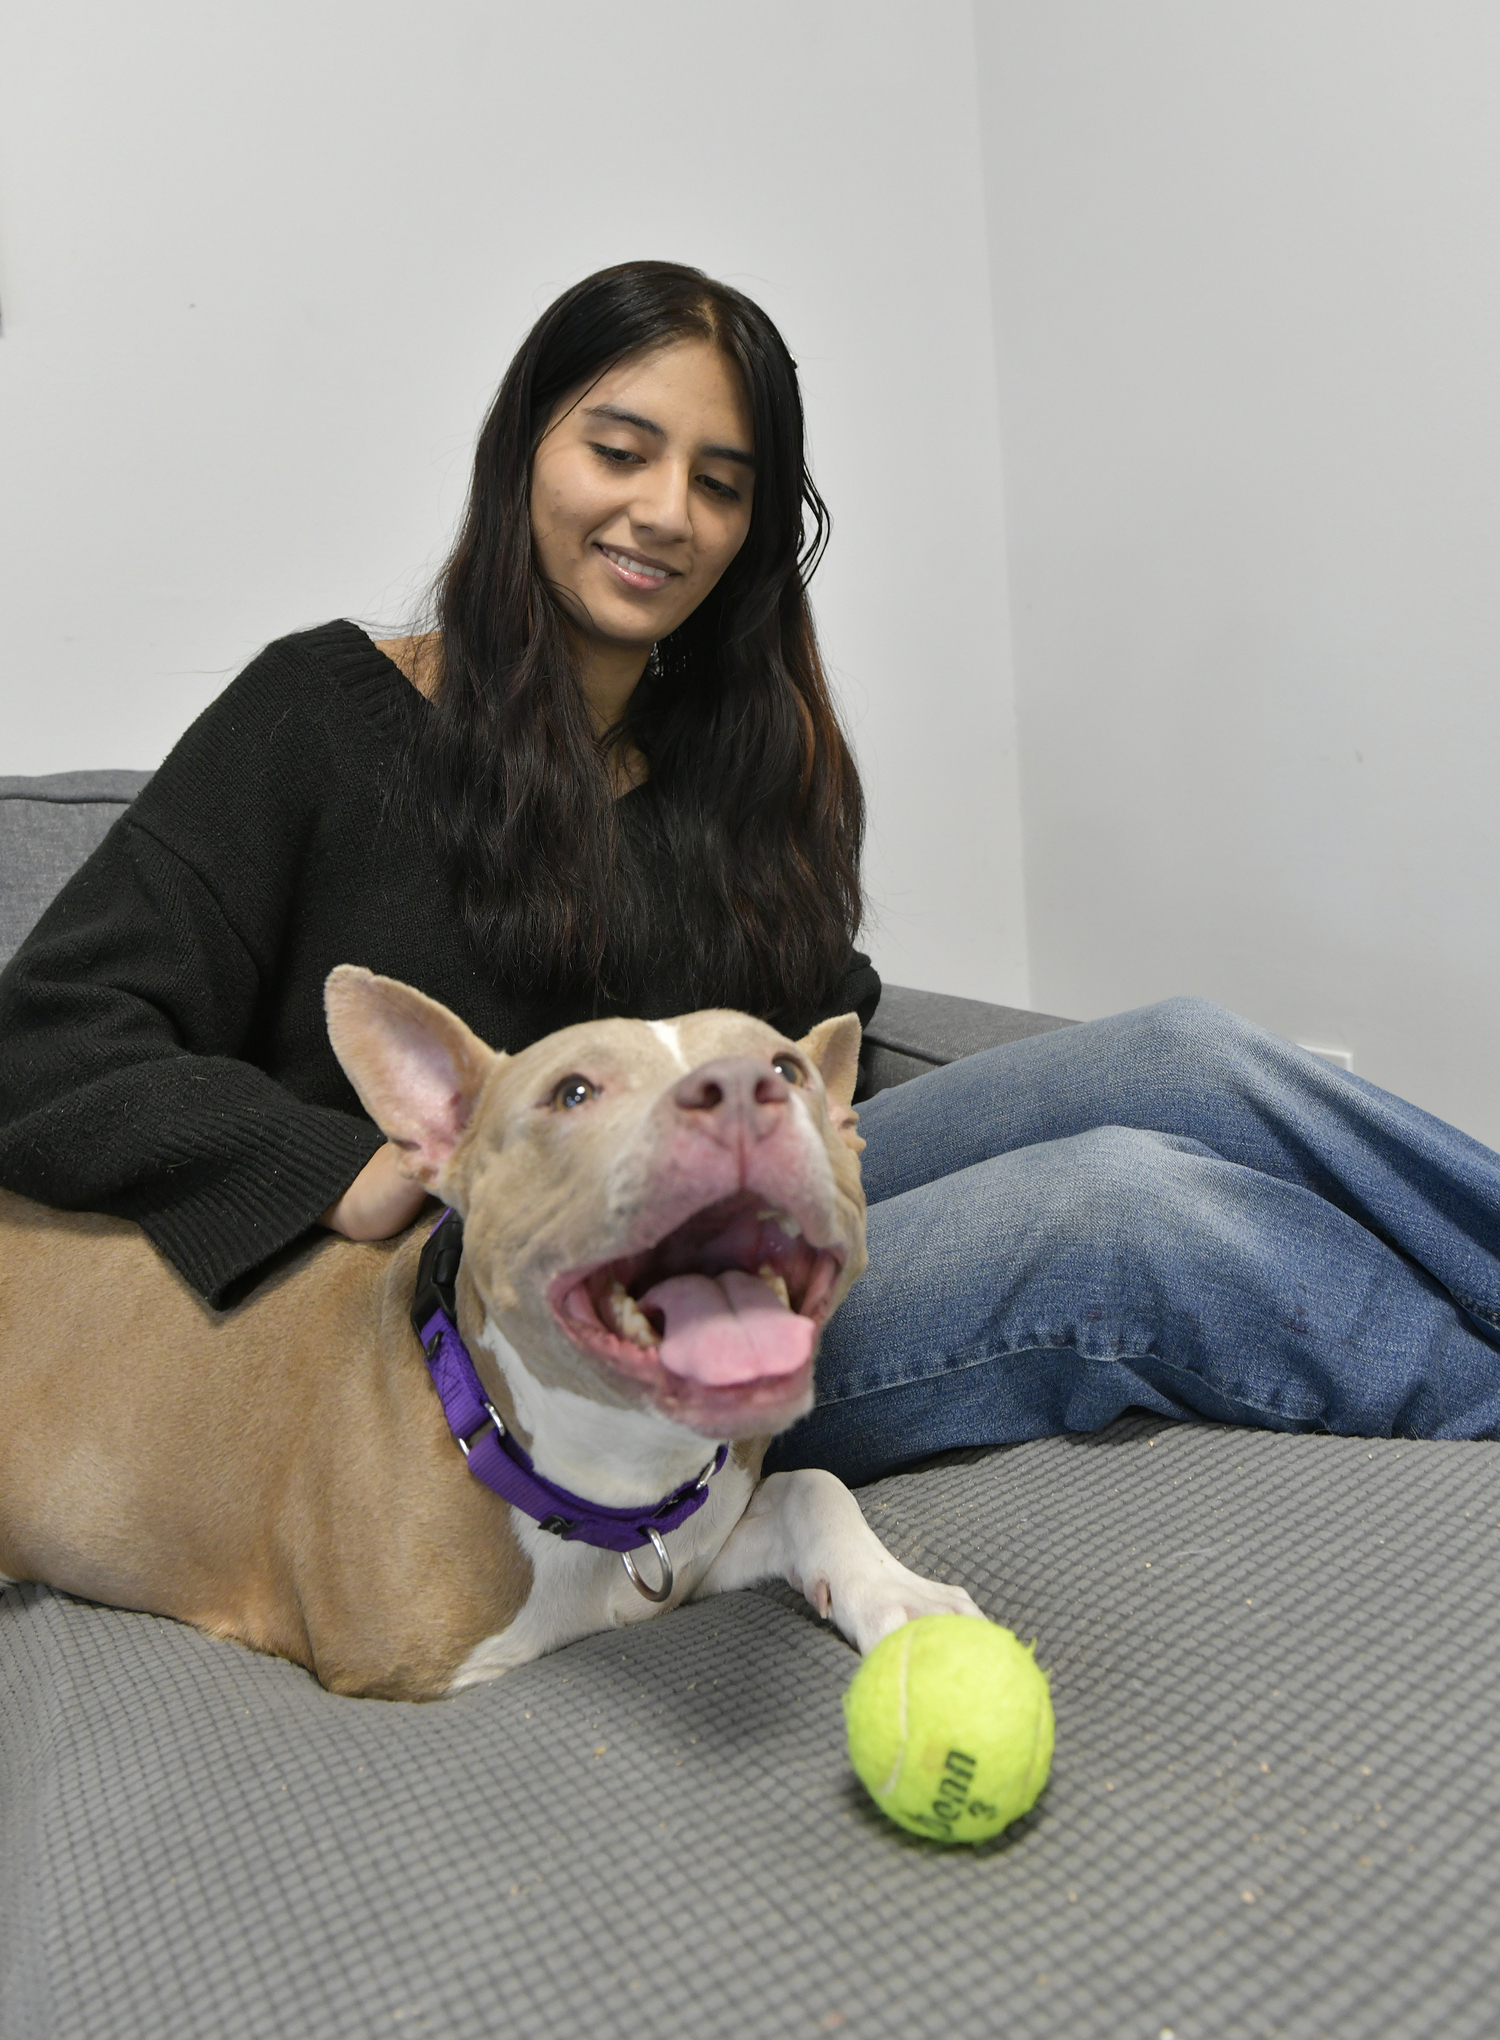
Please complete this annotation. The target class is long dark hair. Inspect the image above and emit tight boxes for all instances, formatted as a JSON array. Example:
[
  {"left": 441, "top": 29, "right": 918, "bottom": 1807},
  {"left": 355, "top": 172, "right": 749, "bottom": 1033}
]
[{"left": 408, "top": 259, "right": 864, "bottom": 1024}]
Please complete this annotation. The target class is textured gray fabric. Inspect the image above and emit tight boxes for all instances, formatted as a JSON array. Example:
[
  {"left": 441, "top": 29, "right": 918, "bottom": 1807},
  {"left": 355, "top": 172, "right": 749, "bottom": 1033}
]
[
  {"left": 0, "top": 773, "right": 156, "bottom": 803},
  {"left": 0, "top": 774, "right": 153, "bottom": 967},
  {"left": 862, "top": 984, "right": 1075, "bottom": 1096},
  {"left": 5, "top": 1415, "right": 1499, "bottom": 2039}
]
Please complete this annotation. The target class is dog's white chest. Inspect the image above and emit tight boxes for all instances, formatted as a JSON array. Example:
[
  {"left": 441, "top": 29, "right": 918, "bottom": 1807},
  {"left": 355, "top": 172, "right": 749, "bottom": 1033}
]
[
  {"left": 448, "top": 1329, "right": 758, "bottom": 1690},
  {"left": 448, "top": 1460, "right": 756, "bottom": 1690}
]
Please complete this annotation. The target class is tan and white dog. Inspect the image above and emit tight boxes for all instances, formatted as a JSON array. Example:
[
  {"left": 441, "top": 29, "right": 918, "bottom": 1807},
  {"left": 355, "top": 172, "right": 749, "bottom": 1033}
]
[{"left": 0, "top": 967, "right": 978, "bottom": 1699}]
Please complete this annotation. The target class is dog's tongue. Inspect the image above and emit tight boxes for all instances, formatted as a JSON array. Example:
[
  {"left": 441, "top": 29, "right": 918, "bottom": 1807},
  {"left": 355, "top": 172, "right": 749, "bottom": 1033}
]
[{"left": 637, "top": 1270, "right": 815, "bottom": 1387}]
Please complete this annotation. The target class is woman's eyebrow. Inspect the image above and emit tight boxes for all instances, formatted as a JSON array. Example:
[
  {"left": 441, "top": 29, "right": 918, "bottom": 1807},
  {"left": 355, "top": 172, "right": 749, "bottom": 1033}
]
[{"left": 582, "top": 403, "right": 755, "bottom": 469}]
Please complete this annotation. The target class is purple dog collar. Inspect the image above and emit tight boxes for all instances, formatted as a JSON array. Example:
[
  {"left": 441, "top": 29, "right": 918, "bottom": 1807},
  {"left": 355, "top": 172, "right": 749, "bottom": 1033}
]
[{"left": 410, "top": 1210, "right": 728, "bottom": 1603}]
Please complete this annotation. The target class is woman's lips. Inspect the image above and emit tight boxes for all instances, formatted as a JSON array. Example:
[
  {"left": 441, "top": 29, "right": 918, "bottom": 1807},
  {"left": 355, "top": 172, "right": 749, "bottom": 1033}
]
[{"left": 596, "top": 543, "right": 677, "bottom": 592}]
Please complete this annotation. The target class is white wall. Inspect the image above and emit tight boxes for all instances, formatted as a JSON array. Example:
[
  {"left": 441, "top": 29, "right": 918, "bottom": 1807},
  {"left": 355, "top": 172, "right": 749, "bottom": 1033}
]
[
  {"left": 975, "top": 1, "right": 1500, "bottom": 1142},
  {"left": 0, "top": 0, "right": 1028, "bottom": 1007}
]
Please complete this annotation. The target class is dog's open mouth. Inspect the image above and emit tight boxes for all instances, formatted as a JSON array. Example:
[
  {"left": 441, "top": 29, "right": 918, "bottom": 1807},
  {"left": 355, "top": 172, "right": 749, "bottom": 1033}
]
[{"left": 551, "top": 1190, "right": 843, "bottom": 1396}]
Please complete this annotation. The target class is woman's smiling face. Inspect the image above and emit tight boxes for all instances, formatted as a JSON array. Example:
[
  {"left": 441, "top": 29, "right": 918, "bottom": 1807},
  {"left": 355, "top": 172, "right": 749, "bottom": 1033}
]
[{"left": 530, "top": 337, "right": 756, "bottom": 662}]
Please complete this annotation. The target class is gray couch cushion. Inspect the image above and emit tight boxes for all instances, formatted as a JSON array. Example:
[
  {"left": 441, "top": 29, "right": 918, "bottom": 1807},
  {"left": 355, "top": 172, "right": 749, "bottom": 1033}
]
[
  {"left": 0, "top": 772, "right": 154, "bottom": 968},
  {"left": 862, "top": 984, "right": 1076, "bottom": 1095},
  {"left": 5, "top": 1415, "right": 1498, "bottom": 2039}
]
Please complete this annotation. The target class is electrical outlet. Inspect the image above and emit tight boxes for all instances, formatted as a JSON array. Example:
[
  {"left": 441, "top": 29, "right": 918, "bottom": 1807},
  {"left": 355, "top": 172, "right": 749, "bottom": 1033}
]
[{"left": 1298, "top": 1044, "right": 1354, "bottom": 1071}]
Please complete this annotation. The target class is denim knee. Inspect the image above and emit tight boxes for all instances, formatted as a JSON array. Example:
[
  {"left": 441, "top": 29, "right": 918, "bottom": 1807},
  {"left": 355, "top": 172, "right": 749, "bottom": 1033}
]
[
  {"left": 1117, "top": 994, "right": 1262, "bottom": 1068},
  {"left": 1025, "top": 1122, "right": 1221, "bottom": 1254}
]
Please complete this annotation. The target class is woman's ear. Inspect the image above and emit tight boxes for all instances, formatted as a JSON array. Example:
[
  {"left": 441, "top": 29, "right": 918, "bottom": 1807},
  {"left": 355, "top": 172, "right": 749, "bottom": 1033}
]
[{"left": 324, "top": 965, "right": 501, "bottom": 1188}]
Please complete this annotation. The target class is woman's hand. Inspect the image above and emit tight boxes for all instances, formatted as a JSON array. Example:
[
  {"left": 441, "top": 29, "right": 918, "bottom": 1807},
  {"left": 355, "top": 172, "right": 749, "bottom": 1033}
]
[{"left": 319, "top": 1141, "right": 432, "bottom": 1241}]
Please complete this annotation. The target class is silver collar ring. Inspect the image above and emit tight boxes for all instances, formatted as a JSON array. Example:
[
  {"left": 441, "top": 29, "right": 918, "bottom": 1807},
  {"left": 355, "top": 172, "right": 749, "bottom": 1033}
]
[{"left": 621, "top": 1527, "right": 674, "bottom": 1603}]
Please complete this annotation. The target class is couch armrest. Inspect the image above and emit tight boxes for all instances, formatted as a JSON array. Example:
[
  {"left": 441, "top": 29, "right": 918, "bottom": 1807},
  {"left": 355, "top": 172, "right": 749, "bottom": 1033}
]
[
  {"left": 859, "top": 983, "right": 1076, "bottom": 1097},
  {"left": 0, "top": 771, "right": 154, "bottom": 968}
]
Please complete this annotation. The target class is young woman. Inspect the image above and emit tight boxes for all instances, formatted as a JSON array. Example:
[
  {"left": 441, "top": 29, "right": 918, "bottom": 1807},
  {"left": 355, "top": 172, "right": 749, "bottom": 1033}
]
[{"left": 2, "top": 260, "right": 1499, "bottom": 1488}]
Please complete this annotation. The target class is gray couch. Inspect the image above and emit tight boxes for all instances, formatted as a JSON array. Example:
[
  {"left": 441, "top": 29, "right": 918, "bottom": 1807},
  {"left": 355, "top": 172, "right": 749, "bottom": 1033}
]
[{"left": 3, "top": 774, "right": 1497, "bottom": 2040}]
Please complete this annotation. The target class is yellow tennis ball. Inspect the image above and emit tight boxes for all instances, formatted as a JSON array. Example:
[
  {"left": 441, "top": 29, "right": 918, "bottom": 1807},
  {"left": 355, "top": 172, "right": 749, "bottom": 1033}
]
[{"left": 842, "top": 1613, "right": 1054, "bottom": 1844}]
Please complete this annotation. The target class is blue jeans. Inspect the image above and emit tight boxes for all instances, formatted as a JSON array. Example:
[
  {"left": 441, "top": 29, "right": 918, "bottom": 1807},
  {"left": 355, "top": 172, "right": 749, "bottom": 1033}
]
[{"left": 764, "top": 997, "right": 1500, "bottom": 1487}]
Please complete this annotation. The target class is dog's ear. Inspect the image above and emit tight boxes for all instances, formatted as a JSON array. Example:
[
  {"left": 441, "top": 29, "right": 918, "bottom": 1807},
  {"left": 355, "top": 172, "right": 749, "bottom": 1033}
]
[
  {"left": 324, "top": 965, "right": 501, "bottom": 1188},
  {"left": 798, "top": 1012, "right": 862, "bottom": 1107},
  {"left": 797, "top": 1012, "right": 864, "bottom": 1154}
]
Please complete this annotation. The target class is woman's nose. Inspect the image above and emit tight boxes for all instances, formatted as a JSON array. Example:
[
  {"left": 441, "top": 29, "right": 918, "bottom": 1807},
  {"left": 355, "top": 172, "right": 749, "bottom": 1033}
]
[{"left": 632, "top": 460, "right": 693, "bottom": 542}]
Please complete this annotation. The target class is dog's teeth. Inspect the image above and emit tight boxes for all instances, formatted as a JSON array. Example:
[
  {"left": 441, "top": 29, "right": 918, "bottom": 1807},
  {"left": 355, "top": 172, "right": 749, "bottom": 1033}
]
[
  {"left": 757, "top": 1209, "right": 802, "bottom": 1240},
  {"left": 757, "top": 1264, "right": 791, "bottom": 1308},
  {"left": 609, "top": 1280, "right": 661, "bottom": 1348}
]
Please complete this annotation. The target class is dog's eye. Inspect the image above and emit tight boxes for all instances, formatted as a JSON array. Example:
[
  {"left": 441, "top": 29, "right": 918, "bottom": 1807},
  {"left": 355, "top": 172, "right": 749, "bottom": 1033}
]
[
  {"left": 771, "top": 1055, "right": 805, "bottom": 1086},
  {"left": 552, "top": 1075, "right": 598, "bottom": 1111}
]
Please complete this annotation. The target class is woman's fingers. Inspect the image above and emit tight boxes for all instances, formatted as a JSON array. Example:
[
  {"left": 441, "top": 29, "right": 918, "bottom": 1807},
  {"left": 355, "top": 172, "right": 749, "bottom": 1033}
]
[{"left": 319, "top": 1142, "right": 430, "bottom": 1240}]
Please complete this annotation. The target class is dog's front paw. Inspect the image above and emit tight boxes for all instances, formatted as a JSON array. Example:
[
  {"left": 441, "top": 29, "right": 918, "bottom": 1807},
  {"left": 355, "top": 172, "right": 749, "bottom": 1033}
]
[{"left": 824, "top": 1553, "right": 984, "bottom": 1655}]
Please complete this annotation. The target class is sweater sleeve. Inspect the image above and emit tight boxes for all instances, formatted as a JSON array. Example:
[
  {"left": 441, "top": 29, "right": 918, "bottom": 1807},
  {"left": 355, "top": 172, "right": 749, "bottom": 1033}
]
[
  {"left": 831, "top": 949, "right": 881, "bottom": 1033},
  {"left": 768, "top": 948, "right": 882, "bottom": 1060},
  {"left": 0, "top": 816, "right": 384, "bottom": 1306}
]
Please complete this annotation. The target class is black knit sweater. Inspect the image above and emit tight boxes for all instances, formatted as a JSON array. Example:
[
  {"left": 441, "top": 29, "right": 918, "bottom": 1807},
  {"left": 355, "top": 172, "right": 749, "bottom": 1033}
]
[{"left": 0, "top": 623, "right": 880, "bottom": 1306}]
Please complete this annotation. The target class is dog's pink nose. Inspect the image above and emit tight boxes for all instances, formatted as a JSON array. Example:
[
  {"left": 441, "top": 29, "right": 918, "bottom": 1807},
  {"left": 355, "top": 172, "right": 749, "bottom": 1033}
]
[{"left": 672, "top": 1057, "right": 790, "bottom": 1142}]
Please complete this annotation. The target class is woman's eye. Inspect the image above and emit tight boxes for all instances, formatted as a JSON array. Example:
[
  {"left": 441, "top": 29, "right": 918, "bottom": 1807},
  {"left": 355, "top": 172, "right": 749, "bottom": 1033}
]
[
  {"left": 771, "top": 1055, "right": 805, "bottom": 1086},
  {"left": 591, "top": 443, "right": 639, "bottom": 466},
  {"left": 699, "top": 475, "right": 740, "bottom": 501},
  {"left": 552, "top": 1075, "right": 598, "bottom": 1110}
]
